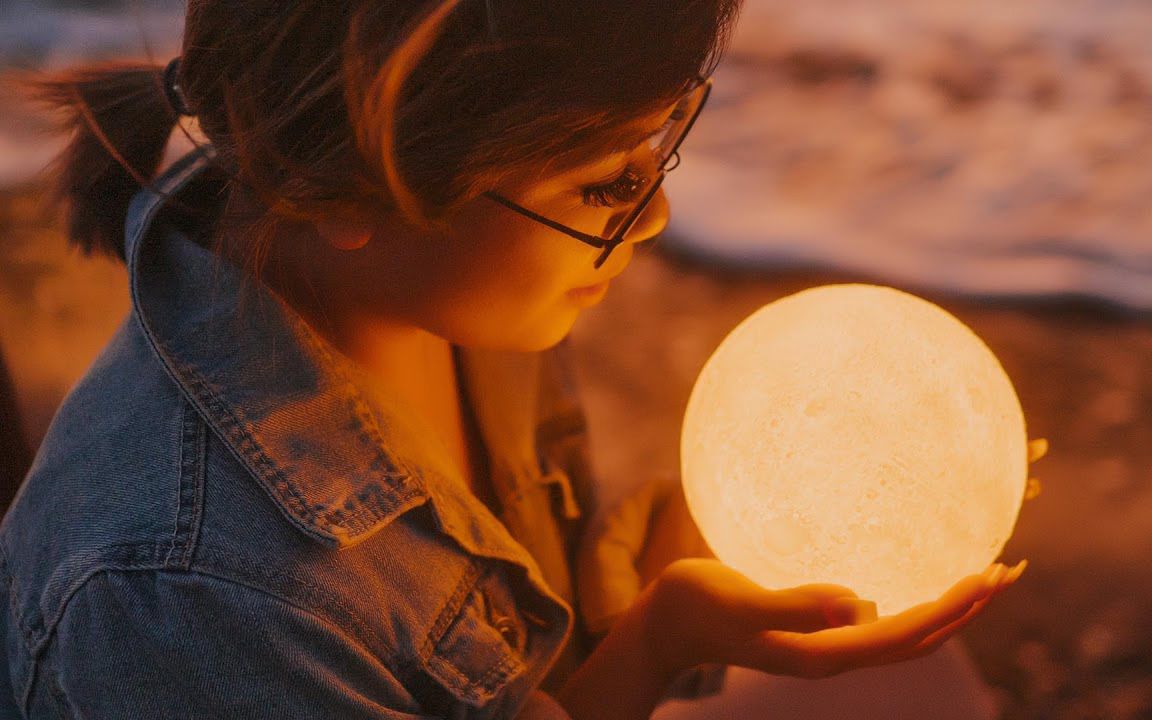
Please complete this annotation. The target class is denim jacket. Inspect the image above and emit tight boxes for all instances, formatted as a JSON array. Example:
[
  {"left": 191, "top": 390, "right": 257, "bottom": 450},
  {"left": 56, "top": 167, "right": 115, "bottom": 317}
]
[{"left": 0, "top": 146, "right": 612, "bottom": 719}]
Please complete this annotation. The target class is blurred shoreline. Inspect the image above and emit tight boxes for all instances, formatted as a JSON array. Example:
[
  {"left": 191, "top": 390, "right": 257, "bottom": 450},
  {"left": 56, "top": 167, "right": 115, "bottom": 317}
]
[{"left": 5, "top": 0, "right": 1152, "bottom": 306}]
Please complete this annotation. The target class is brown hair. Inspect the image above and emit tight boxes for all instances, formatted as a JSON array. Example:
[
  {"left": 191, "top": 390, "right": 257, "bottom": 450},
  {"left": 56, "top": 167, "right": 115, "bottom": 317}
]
[{"left": 19, "top": 0, "right": 743, "bottom": 265}]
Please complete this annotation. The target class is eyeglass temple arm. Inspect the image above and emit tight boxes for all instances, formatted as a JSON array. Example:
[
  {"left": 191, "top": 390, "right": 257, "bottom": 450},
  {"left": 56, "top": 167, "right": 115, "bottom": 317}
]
[{"left": 482, "top": 192, "right": 610, "bottom": 249}]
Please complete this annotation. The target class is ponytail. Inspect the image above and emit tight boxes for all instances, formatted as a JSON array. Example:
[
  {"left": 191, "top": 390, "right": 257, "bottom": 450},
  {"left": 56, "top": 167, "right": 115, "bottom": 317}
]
[{"left": 17, "top": 61, "right": 182, "bottom": 260}]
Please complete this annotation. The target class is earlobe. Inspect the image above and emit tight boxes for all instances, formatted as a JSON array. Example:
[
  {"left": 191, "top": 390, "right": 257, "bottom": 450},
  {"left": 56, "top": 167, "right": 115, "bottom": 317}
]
[{"left": 313, "top": 219, "right": 372, "bottom": 251}]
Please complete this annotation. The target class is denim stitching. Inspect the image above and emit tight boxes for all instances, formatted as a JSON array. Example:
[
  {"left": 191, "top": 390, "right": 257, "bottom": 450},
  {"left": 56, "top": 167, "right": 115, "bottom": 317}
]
[
  {"left": 426, "top": 650, "right": 524, "bottom": 702},
  {"left": 191, "top": 546, "right": 395, "bottom": 660},
  {"left": 0, "top": 542, "right": 34, "bottom": 648},
  {"left": 423, "top": 560, "right": 481, "bottom": 660},
  {"left": 163, "top": 401, "right": 186, "bottom": 569},
  {"left": 288, "top": 313, "right": 425, "bottom": 532},
  {"left": 35, "top": 564, "right": 408, "bottom": 702},
  {"left": 164, "top": 401, "right": 206, "bottom": 570},
  {"left": 32, "top": 543, "right": 171, "bottom": 656},
  {"left": 122, "top": 151, "right": 335, "bottom": 540},
  {"left": 164, "top": 348, "right": 428, "bottom": 543},
  {"left": 26, "top": 541, "right": 398, "bottom": 670},
  {"left": 420, "top": 560, "right": 525, "bottom": 701},
  {"left": 181, "top": 410, "right": 206, "bottom": 569},
  {"left": 124, "top": 149, "right": 429, "bottom": 546},
  {"left": 35, "top": 654, "right": 71, "bottom": 720},
  {"left": 118, "top": 150, "right": 298, "bottom": 543},
  {"left": 171, "top": 350, "right": 318, "bottom": 523},
  {"left": 0, "top": 543, "right": 42, "bottom": 716}
]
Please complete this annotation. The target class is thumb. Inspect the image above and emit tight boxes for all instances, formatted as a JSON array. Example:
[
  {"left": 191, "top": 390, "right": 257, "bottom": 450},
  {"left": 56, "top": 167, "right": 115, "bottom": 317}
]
[{"left": 739, "top": 582, "right": 876, "bottom": 634}]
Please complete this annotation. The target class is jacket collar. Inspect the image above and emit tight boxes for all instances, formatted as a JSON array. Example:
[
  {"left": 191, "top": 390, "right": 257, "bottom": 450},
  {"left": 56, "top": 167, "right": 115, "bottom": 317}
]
[{"left": 123, "top": 146, "right": 576, "bottom": 585}]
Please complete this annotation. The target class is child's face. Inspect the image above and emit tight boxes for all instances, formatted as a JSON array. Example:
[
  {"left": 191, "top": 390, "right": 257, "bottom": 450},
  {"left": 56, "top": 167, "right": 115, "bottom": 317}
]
[{"left": 322, "top": 108, "right": 674, "bottom": 352}]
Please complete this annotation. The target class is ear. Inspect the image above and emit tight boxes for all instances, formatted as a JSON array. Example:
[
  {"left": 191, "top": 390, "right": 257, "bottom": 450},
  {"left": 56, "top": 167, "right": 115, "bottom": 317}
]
[{"left": 313, "top": 218, "right": 372, "bottom": 251}]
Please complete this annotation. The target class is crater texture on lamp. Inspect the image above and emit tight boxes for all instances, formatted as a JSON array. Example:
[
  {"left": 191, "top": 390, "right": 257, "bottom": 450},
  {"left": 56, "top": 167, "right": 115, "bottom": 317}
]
[{"left": 680, "top": 284, "right": 1027, "bottom": 616}]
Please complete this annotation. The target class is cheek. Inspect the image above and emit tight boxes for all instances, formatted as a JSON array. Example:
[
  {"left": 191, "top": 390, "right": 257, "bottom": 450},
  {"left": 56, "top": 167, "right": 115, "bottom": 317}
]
[{"left": 410, "top": 220, "right": 594, "bottom": 350}]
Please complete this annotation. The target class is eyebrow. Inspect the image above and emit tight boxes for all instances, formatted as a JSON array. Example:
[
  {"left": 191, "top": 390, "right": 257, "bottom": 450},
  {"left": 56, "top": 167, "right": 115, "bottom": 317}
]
[
  {"left": 554, "top": 107, "right": 680, "bottom": 184},
  {"left": 606, "top": 117, "right": 670, "bottom": 155}
]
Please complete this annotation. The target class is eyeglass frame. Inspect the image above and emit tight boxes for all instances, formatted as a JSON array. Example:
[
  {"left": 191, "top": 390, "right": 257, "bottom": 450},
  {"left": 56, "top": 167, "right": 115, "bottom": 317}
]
[{"left": 482, "top": 76, "right": 713, "bottom": 270}]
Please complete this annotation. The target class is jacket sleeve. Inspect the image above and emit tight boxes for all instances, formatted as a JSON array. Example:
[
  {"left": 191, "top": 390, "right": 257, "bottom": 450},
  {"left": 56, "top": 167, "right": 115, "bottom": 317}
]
[{"left": 39, "top": 568, "right": 438, "bottom": 719}]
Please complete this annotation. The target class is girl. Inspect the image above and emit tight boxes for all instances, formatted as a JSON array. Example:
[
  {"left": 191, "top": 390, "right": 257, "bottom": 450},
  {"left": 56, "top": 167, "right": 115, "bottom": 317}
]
[{"left": 0, "top": 1, "right": 1023, "bottom": 718}]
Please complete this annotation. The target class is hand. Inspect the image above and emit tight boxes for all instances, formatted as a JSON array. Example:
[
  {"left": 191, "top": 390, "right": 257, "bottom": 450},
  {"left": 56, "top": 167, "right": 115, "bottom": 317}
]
[
  {"left": 642, "top": 558, "right": 1024, "bottom": 681},
  {"left": 577, "top": 478, "right": 713, "bottom": 635}
]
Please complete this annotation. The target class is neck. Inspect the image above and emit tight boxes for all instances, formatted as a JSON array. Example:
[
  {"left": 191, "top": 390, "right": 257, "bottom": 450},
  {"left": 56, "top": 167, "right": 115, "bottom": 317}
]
[
  {"left": 218, "top": 210, "right": 494, "bottom": 509},
  {"left": 217, "top": 209, "right": 456, "bottom": 419}
]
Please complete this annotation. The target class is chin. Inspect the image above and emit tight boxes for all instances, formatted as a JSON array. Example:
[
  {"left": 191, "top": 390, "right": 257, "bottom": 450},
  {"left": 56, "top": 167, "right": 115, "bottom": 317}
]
[
  {"left": 510, "top": 323, "right": 574, "bottom": 353},
  {"left": 443, "top": 300, "right": 582, "bottom": 353},
  {"left": 491, "top": 311, "right": 579, "bottom": 354}
]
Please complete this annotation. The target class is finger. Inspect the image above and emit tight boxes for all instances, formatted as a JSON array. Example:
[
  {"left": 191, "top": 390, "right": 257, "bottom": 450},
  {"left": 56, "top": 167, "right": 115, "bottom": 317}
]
[
  {"left": 740, "top": 584, "right": 873, "bottom": 634},
  {"left": 786, "top": 584, "right": 876, "bottom": 627},
  {"left": 750, "top": 567, "right": 1002, "bottom": 675},
  {"left": 912, "top": 588, "right": 997, "bottom": 654},
  {"left": 707, "top": 570, "right": 867, "bottom": 634},
  {"left": 787, "top": 583, "right": 860, "bottom": 601},
  {"left": 1025, "top": 477, "right": 1042, "bottom": 500},
  {"left": 1028, "top": 438, "right": 1049, "bottom": 463},
  {"left": 906, "top": 568, "right": 1017, "bottom": 656},
  {"left": 889, "top": 563, "right": 1025, "bottom": 663},
  {"left": 853, "top": 566, "right": 1002, "bottom": 646},
  {"left": 860, "top": 602, "right": 991, "bottom": 668},
  {"left": 865, "top": 560, "right": 1027, "bottom": 668},
  {"left": 653, "top": 560, "right": 867, "bottom": 642}
]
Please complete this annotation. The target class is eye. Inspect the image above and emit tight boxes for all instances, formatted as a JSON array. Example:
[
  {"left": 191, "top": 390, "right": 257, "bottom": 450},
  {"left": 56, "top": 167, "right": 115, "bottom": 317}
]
[
  {"left": 578, "top": 103, "right": 687, "bottom": 209},
  {"left": 581, "top": 165, "right": 652, "bottom": 208}
]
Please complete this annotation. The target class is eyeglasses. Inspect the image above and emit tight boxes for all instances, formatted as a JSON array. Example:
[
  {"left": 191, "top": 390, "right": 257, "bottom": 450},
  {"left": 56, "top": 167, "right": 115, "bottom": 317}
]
[{"left": 483, "top": 77, "right": 713, "bottom": 270}]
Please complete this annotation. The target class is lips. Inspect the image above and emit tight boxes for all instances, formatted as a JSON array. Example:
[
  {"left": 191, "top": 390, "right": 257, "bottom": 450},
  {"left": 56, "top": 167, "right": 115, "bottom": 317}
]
[
  {"left": 567, "top": 281, "right": 609, "bottom": 297},
  {"left": 566, "top": 279, "right": 612, "bottom": 308},
  {"left": 569, "top": 280, "right": 609, "bottom": 294},
  {"left": 571, "top": 263, "right": 627, "bottom": 294}
]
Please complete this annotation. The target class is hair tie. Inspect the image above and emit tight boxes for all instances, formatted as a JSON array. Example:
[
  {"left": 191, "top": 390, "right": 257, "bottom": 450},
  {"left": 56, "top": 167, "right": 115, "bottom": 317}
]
[{"left": 162, "top": 56, "right": 194, "bottom": 117}]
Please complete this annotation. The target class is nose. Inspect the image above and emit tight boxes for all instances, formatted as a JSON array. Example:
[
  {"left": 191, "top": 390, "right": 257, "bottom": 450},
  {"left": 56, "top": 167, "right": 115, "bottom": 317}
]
[{"left": 623, "top": 187, "right": 670, "bottom": 245}]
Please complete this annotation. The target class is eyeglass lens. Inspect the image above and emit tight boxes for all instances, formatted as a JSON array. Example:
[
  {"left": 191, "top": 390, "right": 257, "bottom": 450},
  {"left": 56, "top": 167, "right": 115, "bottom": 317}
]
[{"left": 597, "top": 81, "right": 710, "bottom": 247}]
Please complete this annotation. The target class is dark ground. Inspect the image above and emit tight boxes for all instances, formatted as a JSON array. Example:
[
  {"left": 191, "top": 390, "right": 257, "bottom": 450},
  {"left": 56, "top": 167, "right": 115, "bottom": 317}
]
[{"left": 2, "top": 185, "right": 1151, "bottom": 719}]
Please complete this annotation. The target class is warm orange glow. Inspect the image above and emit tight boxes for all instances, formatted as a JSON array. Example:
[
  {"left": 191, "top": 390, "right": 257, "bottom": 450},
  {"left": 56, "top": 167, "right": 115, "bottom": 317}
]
[{"left": 681, "top": 284, "right": 1028, "bottom": 615}]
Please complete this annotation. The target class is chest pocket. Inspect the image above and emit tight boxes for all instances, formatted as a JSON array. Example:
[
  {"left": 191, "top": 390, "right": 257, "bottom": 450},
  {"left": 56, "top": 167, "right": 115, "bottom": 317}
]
[{"left": 422, "top": 561, "right": 530, "bottom": 708}]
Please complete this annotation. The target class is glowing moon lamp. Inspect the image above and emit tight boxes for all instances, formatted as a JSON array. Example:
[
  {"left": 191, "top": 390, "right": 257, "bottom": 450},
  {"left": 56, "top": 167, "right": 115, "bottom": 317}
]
[{"left": 680, "top": 284, "right": 1028, "bottom": 616}]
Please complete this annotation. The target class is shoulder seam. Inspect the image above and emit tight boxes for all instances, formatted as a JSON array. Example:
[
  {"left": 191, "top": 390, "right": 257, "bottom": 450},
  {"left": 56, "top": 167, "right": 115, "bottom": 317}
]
[
  {"left": 164, "top": 400, "right": 206, "bottom": 570},
  {"left": 30, "top": 564, "right": 407, "bottom": 719},
  {"left": 45, "top": 564, "right": 404, "bottom": 674}
]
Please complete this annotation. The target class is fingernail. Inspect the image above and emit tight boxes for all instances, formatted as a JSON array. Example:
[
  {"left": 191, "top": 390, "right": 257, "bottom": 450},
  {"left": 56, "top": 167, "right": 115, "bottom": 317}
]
[
  {"left": 823, "top": 598, "right": 878, "bottom": 626},
  {"left": 1029, "top": 438, "right": 1049, "bottom": 460},
  {"left": 986, "top": 565, "right": 1006, "bottom": 588},
  {"left": 1006, "top": 559, "right": 1028, "bottom": 583}
]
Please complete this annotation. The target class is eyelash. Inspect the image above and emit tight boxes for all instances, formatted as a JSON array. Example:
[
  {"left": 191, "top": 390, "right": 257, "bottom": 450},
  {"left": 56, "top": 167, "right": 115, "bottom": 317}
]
[
  {"left": 581, "top": 165, "right": 651, "bottom": 208},
  {"left": 580, "top": 107, "right": 688, "bottom": 208}
]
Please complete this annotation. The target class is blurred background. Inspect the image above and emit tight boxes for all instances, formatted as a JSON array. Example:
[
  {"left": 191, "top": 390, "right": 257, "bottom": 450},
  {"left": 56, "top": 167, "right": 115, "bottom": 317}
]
[{"left": 1, "top": 1, "right": 1150, "bottom": 719}]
